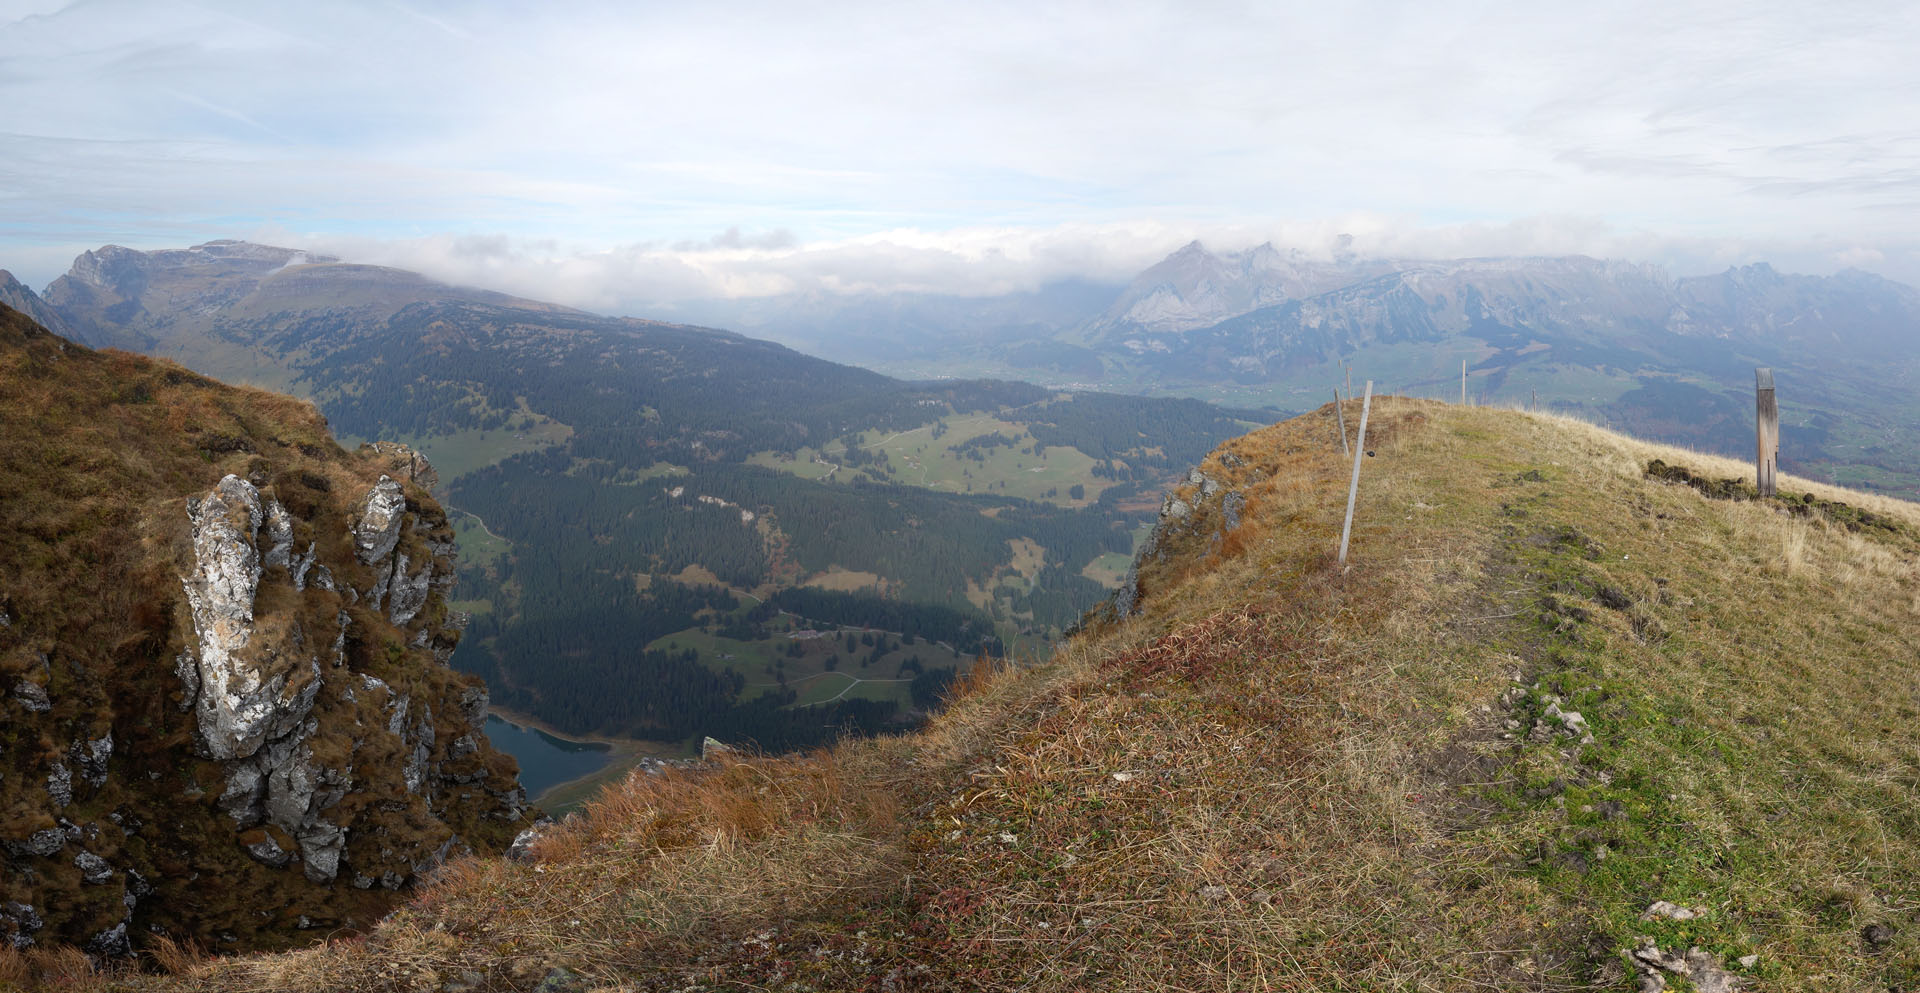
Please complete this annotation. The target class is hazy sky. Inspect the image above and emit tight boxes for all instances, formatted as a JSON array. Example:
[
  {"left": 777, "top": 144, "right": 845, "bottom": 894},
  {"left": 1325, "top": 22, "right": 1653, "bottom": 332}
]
[{"left": 3, "top": 0, "right": 1918, "bottom": 309}]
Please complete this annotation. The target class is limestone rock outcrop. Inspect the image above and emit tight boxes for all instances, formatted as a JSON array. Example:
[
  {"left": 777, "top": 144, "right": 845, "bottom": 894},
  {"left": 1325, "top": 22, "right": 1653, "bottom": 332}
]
[
  {"left": 0, "top": 304, "right": 534, "bottom": 956},
  {"left": 1104, "top": 457, "right": 1260, "bottom": 621}
]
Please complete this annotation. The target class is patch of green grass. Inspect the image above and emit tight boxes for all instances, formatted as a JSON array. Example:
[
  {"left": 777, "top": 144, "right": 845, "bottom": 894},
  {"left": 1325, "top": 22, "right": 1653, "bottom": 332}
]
[
  {"left": 449, "top": 509, "right": 511, "bottom": 570},
  {"left": 343, "top": 399, "right": 573, "bottom": 487},
  {"left": 750, "top": 414, "right": 1117, "bottom": 507},
  {"left": 648, "top": 622, "right": 966, "bottom": 710}
]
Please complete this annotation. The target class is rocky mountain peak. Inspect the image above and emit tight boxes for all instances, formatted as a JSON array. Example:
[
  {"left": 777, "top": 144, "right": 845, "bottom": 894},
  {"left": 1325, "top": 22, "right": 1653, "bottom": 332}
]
[{"left": 0, "top": 269, "right": 73, "bottom": 337}]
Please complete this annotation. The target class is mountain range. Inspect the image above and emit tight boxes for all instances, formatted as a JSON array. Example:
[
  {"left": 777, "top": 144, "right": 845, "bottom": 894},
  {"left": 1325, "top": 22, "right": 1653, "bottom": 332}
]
[
  {"left": 685, "top": 241, "right": 1920, "bottom": 494},
  {"left": 2, "top": 243, "right": 1263, "bottom": 767},
  {"left": 11, "top": 235, "right": 1920, "bottom": 766}
]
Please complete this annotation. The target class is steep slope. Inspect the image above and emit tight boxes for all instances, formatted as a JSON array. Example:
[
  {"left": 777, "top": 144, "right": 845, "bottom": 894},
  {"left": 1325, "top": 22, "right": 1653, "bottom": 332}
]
[
  {"left": 0, "top": 305, "right": 533, "bottom": 958},
  {"left": 131, "top": 401, "right": 1920, "bottom": 991},
  {"left": 0, "top": 271, "right": 73, "bottom": 339}
]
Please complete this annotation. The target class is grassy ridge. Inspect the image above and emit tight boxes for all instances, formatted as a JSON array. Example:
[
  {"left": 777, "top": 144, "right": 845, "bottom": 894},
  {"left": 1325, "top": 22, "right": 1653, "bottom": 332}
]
[{"left": 92, "top": 401, "right": 1920, "bottom": 992}]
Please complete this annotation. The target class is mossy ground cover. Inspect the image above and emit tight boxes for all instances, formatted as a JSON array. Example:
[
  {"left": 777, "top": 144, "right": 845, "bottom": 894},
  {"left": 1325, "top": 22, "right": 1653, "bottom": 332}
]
[{"left": 83, "top": 399, "right": 1920, "bottom": 992}]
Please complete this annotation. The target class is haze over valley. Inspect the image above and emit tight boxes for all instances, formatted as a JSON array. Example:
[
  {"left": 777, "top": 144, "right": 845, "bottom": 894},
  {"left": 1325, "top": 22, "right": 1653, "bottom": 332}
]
[{"left": 4, "top": 1, "right": 1920, "bottom": 985}]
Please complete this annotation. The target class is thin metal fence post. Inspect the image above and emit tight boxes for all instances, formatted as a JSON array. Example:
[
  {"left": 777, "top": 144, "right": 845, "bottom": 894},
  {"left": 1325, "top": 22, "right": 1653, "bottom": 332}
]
[{"left": 1338, "top": 381, "right": 1374, "bottom": 566}]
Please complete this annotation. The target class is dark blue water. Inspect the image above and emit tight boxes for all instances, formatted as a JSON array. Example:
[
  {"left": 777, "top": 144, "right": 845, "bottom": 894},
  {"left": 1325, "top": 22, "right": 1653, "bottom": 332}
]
[{"left": 484, "top": 714, "right": 613, "bottom": 799}]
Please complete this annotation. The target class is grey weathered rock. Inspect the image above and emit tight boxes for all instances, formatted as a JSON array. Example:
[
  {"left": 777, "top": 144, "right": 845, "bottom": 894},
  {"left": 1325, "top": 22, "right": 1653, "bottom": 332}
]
[
  {"left": 1683, "top": 947, "right": 1738, "bottom": 993},
  {"left": 72, "top": 851, "right": 113, "bottom": 884},
  {"left": 46, "top": 761, "right": 72, "bottom": 807},
  {"left": 180, "top": 474, "right": 322, "bottom": 762},
  {"left": 85, "top": 921, "right": 130, "bottom": 958},
  {"left": 73, "top": 734, "right": 112, "bottom": 787},
  {"left": 353, "top": 476, "right": 407, "bottom": 567},
  {"left": 1220, "top": 491, "right": 1246, "bottom": 534},
  {"left": 1640, "top": 899, "right": 1700, "bottom": 921},
  {"left": 361, "top": 441, "right": 440, "bottom": 492},
  {"left": 262, "top": 498, "right": 294, "bottom": 571},
  {"left": 291, "top": 541, "right": 317, "bottom": 591},
  {"left": 1, "top": 902, "right": 42, "bottom": 949},
  {"left": 403, "top": 708, "right": 436, "bottom": 793},
  {"left": 11, "top": 680, "right": 50, "bottom": 712},
  {"left": 1629, "top": 939, "right": 1740, "bottom": 993},
  {"left": 702, "top": 735, "right": 735, "bottom": 760},
  {"left": 243, "top": 832, "right": 293, "bottom": 868},
  {"left": 459, "top": 685, "right": 489, "bottom": 728},
  {"left": 12, "top": 828, "right": 65, "bottom": 857},
  {"left": 264, "top": 740, "right": 318, "bottom": 832},
  {"left": 507, "top": 818, "right": 555, "bottom": 862},
  {"left": 388, "top": 552, "right": 432, "bottom": 625},
  {"left": 1162, "top": 496, "right": 1192, "bottom": 521},
  {"left": 448, "top": 734, "right": 479, "bottom": 760},
  {"left": 219, "top": 761, "right": 268, "bottom": 824},
  {"left": 298, "top": 821, "right": 348, "bottom": 883}
]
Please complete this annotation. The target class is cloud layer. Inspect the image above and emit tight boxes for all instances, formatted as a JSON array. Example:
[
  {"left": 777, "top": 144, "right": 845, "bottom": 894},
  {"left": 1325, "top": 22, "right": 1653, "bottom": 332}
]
[{"left": 3, "top": 0, "right": 1919, "bottom": 301}]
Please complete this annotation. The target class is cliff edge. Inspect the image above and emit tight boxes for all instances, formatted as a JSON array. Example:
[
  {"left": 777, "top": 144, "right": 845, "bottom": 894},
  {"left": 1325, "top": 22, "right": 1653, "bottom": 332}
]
[{"left": 0, "top": 304, "right": 534, "bottom": 957}]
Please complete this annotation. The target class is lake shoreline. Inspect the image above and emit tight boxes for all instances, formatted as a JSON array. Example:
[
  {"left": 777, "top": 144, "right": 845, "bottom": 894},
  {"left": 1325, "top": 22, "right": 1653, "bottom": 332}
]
[{"left": 484, "top": 708, "right": 693, "bottom": 813}]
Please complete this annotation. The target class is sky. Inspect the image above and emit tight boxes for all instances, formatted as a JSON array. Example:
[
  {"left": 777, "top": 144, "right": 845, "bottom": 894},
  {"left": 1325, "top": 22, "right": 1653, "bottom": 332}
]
[{"left": 3, "top": 0, "right": 1919, "bottom": 311}]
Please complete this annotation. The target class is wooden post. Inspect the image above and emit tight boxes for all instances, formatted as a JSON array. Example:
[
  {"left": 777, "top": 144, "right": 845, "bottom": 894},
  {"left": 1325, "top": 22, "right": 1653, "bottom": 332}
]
[
  {"left": 1338, "top": 380, "right": 1374, "bottom": 566},
  {"left": 1530, "top": 388, "right": 1538, "bottom": 413},
  {"left": 1333, "top": 388, "right": 1349, "bottom": 456},
  {"left": 1755, "top": 368, "right": 1778, "bottom": 497},
  {"left": 1345, "top": 365, "right": 1352, "bottom": 404},
  {"left": 1460, "top": 360, "right": 1467, "bottom": 406}
]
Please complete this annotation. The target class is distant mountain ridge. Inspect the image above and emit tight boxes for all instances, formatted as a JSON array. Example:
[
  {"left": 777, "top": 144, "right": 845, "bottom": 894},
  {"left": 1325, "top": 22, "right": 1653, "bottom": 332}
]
[
  {"left": 1084, "top": 239, "right": 1396, "bottom": 339},
  {"left": 665, "top": 240, "right": 1920, "bottom": 492}
]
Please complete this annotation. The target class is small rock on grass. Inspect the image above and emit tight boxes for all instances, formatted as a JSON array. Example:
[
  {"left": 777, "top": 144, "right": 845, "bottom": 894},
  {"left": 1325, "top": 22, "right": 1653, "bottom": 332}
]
[
  {"left": 1640, "top": 899, "right": 1701, "bottom": 921},
  {"left": 1197, "top": 885, "right": 1230, "bottom": 902},
  {"left": 1863, "top": 923, "right": 1896, "bottom": 949}
]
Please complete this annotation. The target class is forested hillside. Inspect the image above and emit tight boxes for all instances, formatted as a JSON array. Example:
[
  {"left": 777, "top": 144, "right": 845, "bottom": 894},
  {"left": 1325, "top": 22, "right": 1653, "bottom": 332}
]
[{"left": 32, "top": 246, "right": 1268, "bottom": 753}]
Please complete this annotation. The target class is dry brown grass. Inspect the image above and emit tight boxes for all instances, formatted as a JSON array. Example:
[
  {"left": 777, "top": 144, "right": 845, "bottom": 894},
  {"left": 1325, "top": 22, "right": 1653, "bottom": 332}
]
[{"left": 48, "top": 395, "right": 1920, "bottom": 991}]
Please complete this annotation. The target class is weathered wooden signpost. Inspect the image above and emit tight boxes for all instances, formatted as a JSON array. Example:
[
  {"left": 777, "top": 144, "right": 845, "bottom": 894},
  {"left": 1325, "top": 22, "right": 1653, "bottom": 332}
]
[
  {"left": 1755, "top": 368, "right": 1778, "bottom": 497},
  {"left": 1461, "top": 360, "right": 1467, "bottom": 406},
  {"left": 1338, "top": 380, "right": 1374, "bottom": 566}
]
